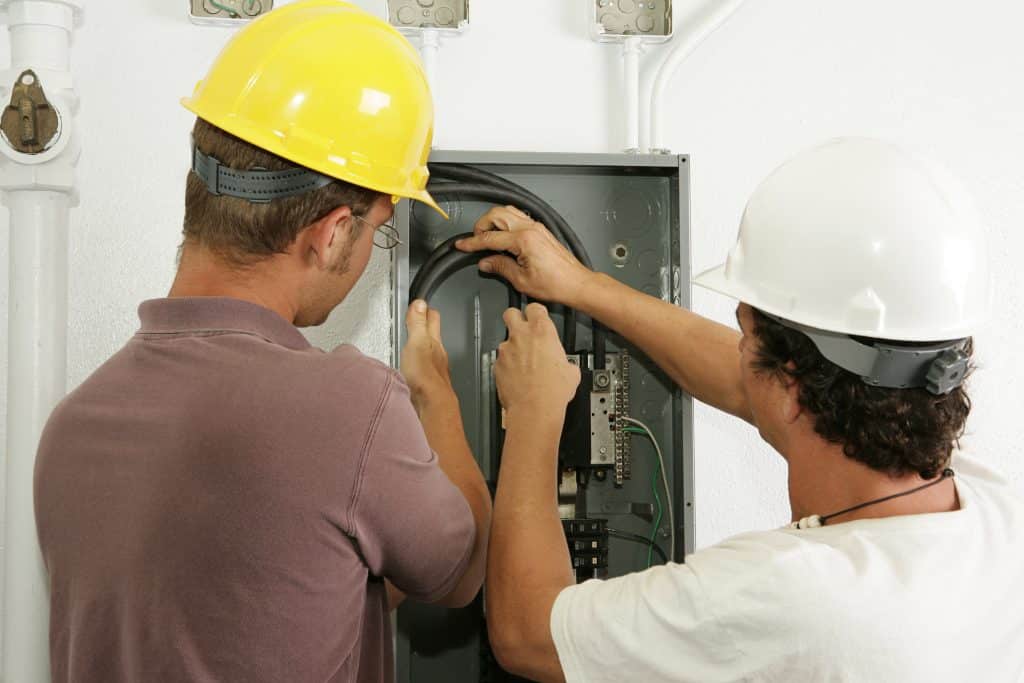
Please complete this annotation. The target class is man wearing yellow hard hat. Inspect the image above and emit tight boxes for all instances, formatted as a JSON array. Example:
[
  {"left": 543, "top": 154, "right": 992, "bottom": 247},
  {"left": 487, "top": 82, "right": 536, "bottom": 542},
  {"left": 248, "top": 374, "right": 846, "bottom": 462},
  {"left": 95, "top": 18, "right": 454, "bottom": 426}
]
[{"left": 34, "top": 2, "right": 489, "bottom": 682}]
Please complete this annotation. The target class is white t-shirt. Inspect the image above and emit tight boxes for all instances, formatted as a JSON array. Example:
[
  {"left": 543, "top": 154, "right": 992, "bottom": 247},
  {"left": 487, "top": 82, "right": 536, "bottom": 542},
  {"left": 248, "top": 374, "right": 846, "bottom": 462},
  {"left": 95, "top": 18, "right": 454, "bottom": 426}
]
[{"left": 551, "top": 454, "right": 1024, "bottom": 683}]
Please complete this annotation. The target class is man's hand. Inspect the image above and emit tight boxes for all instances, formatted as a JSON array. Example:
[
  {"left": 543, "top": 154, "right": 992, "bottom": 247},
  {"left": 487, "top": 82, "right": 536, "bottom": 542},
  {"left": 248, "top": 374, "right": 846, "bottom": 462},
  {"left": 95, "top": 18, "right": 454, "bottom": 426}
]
[
  {"left": 495, "top": 303, "right": 581, "bottom": 418},
  {"left": 401, "top": 300, "right": 454, "bottom": 411},
  {"left": 456, "top": 206, "right": 595, "bottom": 309},
  {"left": 400, "top": 300, "right": 492, "bottom": 609}
]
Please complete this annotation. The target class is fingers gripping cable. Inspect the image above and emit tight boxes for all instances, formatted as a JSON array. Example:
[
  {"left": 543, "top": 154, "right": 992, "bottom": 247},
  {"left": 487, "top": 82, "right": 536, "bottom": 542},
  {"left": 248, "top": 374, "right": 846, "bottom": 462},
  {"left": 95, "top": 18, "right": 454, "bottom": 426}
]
[
  {"left": 409, "top": 233, "right": 523, "bottom": 310},
  {"left": 412, "top": 167, "right": 606, "bottom": 362}
]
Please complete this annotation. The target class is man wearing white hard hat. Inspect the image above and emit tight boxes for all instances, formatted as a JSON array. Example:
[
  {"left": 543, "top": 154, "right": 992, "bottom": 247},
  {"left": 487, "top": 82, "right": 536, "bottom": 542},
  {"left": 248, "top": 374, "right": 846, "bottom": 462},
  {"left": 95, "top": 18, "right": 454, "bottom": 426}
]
[{"left": 458, "top": 138, "right": 1024, "bottom": 682}]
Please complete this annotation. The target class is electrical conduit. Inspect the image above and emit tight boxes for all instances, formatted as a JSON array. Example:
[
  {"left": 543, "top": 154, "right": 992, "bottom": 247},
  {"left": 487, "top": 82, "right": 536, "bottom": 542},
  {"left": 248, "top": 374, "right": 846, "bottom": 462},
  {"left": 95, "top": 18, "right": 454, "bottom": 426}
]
[
  {"left": 648, "top": 0, "right": 746, "bottom": 152},
  {"left": 623, "top": 36, "right": 642, "bottom": 152}
]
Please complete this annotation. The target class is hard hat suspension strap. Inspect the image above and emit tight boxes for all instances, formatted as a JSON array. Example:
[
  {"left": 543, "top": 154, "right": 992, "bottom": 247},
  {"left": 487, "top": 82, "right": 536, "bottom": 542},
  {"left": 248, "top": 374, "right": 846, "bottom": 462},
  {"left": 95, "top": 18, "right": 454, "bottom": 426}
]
[
  {"left": 761, "top": 313, "right": 969, "bottom": 396},
  {"left": 192, "top": 144, "right": 334, "bottom": 204}
]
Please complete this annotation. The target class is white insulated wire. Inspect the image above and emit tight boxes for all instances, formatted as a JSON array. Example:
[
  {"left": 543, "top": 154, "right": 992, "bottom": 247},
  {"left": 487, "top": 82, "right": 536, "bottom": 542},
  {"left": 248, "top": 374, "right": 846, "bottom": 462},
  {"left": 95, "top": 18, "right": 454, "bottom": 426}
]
[
  {"left": 648, "top": 0, "right": 747, "bottom": 152},
  {"left": 622, "top": 416, "right": 675, "bottom": 561},
  {"left": 622, "top": 36, "right": 643, "bottom": 152},
  {"left": 419, "top": 28, "right": 441, "bottom": 92}
]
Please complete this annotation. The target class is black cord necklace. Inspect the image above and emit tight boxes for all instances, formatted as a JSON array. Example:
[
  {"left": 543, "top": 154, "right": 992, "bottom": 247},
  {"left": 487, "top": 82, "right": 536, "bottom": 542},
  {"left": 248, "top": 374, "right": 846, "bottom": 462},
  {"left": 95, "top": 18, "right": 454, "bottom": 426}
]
[{"left": 791, "top": 468, "right": 955, "bottom": 529}]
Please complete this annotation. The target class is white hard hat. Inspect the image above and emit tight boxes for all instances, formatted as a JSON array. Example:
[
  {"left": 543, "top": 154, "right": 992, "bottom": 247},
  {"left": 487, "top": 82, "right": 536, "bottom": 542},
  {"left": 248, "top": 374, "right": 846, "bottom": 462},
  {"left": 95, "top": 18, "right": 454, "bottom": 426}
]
[{"left": 694, "top": 138, "right": 991, "bottom": 343}]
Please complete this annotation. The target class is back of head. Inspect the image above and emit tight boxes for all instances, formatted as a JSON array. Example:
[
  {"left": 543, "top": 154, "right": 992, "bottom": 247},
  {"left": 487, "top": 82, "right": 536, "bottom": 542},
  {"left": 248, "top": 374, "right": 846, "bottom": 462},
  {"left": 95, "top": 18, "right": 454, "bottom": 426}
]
[
  {"left": 696, "top": 138, "right": 993, "bottom": 477},
  {"left": 180, "top": 0, "right": 447, "bottom": 265},
  {"left": 184, "top": 119, "right": 381, "bottom": 267},
  {"left": 750, "top": 309, "right": 972, "bottom": 479}
]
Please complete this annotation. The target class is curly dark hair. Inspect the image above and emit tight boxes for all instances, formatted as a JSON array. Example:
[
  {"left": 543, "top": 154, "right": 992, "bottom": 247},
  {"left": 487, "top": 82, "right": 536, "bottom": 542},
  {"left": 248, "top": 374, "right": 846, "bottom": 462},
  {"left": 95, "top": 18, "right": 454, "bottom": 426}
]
[{"left": 750, "top": 309, "right": 972, "bottom": 479}]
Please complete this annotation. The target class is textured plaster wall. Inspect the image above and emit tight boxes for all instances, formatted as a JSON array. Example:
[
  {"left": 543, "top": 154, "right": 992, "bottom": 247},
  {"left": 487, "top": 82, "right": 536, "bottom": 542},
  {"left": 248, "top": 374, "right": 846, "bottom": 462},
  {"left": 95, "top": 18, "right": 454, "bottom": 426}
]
[{"left": 0, "top": 0, "right": 1022, "bottom": 626}]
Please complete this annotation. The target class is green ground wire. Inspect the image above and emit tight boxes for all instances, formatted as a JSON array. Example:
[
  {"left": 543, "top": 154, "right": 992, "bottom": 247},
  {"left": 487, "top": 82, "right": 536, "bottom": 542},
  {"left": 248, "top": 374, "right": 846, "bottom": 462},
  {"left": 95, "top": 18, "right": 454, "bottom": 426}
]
[
  {"left": 208, "top": 0, "right": 259, "bottom": 16},
  {"left": 208, "top": 0, "right": 235, "bottom": 14},
  {"left": 624, "top": 426, "right": 664, "bottom": 568}
]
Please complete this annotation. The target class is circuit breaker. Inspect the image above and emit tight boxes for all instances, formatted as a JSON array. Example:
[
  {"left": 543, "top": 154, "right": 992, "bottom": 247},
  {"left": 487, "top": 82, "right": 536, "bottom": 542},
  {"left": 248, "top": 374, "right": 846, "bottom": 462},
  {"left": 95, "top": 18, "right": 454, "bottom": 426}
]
[{"left": 393, "top": 151, "right": 694, "bottom": 683}]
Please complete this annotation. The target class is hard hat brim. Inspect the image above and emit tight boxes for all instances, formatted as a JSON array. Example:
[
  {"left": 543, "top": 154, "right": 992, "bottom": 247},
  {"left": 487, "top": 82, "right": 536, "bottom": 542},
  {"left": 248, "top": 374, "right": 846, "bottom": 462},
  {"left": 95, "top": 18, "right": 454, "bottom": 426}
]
[
  {"left": 693, "top": 262, "right": 739, "bottom": 301},
  {"left": 693, "top": 262, "right": 795, "bottom": 322},
  {"left": 410, "top": 189, "right": 450, "bottom": 220}
]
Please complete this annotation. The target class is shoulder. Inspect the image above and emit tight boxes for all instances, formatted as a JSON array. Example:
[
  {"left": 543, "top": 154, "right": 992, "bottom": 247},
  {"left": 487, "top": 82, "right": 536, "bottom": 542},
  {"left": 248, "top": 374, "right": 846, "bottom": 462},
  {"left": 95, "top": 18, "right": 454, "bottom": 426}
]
[
  {"left": 298, "top": 344, "right": 412, "bottom": 403},
  {"left": 951, "top": 451, "right": 1024, "bottom": 532},
  {"left": 550, "top": 533, "right": 823, "bottom": 682},
  {"left": 952, "top": 451, "right": 1019, "bottom": 491}
]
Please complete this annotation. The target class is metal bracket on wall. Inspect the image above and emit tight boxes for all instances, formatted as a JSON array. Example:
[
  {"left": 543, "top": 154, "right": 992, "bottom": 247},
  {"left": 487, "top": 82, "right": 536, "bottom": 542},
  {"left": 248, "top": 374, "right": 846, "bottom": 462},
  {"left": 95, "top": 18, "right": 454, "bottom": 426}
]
[
  {"left": 0, "top": 70, "right": 59, "bottom": 155},
  {"left": 189, "top": 0, "right": 272, "bottom": 25}
]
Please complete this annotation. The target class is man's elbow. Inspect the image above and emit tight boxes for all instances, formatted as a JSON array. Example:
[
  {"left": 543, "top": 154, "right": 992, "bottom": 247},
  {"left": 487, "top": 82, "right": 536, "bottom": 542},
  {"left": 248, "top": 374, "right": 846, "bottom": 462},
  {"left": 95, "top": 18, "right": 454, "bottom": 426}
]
[
  {"left": 436, "top": 490, "right": 490, "bottom": 608},
  {"left": 488, "top": 619, "right": 534, "bottom": 677},
  {"left": 434, "top": 533, "right": 487, "bottom": 608},
  {"left": 434, "top": 575, "right": 482, "bottom": 608},
  {"left": 488, "top": 612, "right": 564, "bottom": 682}
]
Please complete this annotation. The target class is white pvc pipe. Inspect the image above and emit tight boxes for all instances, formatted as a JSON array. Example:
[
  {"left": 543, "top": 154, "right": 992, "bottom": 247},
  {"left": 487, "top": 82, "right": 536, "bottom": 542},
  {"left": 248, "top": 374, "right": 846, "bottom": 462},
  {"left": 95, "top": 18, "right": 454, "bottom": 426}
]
[
  {"left": 649, "top": 0, "right": 747, "bottom": 152},
  {"left": 4, "top": 191, "right": 70, "bottom": 683},
  {"left": 1, "top": 2, "right": 81, "bottom": 681},
  {"left": 420, "top": 28, "right": 440, "bottom": 93},
  {"left": 8, "top": 2, "right": 73, "bottom": 72},
  {"left": 623, "top": 37, "right": 642, "bottom": 152}
]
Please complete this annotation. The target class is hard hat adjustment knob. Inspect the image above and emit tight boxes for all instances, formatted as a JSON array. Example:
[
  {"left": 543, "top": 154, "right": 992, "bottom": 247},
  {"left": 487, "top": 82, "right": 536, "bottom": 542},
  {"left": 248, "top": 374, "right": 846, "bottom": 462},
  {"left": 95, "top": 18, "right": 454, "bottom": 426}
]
[{"left": 925, "top": 348, "right": 969, "bottom": 396}]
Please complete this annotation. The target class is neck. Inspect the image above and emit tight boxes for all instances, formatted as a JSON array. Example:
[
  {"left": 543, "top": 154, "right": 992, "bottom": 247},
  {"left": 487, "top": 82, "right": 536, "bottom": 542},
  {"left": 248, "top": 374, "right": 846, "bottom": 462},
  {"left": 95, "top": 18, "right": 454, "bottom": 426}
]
[
  {"left": 169, "top": 244, "right": 299, "bottom": 324},
  {"left": 785, "top": 437, "right": 958, "bottom": 525}
]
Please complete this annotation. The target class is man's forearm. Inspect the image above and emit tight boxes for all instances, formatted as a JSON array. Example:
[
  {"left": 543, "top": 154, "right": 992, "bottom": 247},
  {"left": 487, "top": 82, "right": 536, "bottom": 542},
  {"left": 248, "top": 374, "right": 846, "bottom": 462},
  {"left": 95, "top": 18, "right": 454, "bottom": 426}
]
[
  {"left": 487, "top": 409, "right": 572, "bottom": 683},
  {"left": 415, "top": 387, "right": 492, "bottom": 607},
  {"left": 572, "top": 272, "right": 752, "bottom": 422}
]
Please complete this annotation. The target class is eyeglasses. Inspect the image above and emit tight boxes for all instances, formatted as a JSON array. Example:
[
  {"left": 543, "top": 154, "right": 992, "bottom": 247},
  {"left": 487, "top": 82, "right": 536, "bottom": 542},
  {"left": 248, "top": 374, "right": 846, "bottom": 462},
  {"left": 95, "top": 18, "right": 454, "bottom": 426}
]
[{"left": 354, "top": 215, "right": 403, "bottom": 250}]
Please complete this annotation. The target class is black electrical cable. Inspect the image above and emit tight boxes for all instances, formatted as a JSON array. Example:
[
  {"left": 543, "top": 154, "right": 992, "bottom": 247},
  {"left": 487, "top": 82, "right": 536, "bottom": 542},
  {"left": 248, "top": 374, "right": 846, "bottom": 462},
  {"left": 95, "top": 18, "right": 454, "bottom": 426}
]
[
  {"left": 417, "top": 184, "right": 576, "bottom": 348},
  {"left": 411, "top": 234, "right": 527, "bottom": 314},
  {"left": 423, "top": 176, "right": 606, "bottom": 364},
  {"left": 430, "top": 165, "right": 593, "bottom": 268},
  {"left": 430, "top": 165, "right": 608, "bottom": 368},
  {"left": 607, "top": 528, "right": 669, "bottom": 565},
  {"left": 410, "top": 245, "right": 523, "bottom": 310},
  {"left": 409, "top": 233, "right": 466, "bottom": 301}
]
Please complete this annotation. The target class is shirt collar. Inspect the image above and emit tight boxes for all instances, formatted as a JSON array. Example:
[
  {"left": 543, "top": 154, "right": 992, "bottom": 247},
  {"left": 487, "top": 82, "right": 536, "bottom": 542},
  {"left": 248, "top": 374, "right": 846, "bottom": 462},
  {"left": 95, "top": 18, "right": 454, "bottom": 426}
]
[{"left": 137, "top": 297, "right": 312, "bottom": 351}]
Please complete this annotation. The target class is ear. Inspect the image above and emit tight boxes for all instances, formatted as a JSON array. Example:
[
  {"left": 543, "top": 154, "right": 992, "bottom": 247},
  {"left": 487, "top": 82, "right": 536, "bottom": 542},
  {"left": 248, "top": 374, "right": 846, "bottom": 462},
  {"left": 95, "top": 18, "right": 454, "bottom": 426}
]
[
  {"left": 779, "top": 362, "right": 803, "bottom": 425},
  {"left": 304, "top": 205, "right": 353, "bottom": 270}
]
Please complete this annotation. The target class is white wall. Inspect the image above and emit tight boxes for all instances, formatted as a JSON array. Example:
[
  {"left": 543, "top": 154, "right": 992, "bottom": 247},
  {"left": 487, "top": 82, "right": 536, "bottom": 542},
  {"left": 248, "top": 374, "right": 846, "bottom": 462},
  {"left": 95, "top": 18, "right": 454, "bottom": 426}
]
[{"left": 1, "top": 0, "right": 1022, "bottom": 590}]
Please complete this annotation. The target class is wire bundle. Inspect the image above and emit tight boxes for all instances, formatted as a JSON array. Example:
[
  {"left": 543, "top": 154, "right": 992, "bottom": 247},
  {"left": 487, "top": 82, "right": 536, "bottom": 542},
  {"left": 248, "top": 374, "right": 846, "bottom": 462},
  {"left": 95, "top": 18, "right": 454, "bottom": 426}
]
[
  {"left": 409, "top": 163, "right": 605, "bottom": 361},
  {"left": 623, "top": 416, "right": 675, "bottom": 566},
  {"left": 410, "top": 165, "right": 677, "bottom": 570}
]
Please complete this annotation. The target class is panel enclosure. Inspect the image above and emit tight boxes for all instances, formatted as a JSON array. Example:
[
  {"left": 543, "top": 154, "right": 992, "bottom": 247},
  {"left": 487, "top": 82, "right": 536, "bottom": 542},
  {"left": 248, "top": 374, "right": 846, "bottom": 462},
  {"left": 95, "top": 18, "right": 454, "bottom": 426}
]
[
  {"left": 386, "top": 0, "right": 470, "bottom": 32},
  {"left": 392, "top": 151, "right": 694, "bottom": 682}
]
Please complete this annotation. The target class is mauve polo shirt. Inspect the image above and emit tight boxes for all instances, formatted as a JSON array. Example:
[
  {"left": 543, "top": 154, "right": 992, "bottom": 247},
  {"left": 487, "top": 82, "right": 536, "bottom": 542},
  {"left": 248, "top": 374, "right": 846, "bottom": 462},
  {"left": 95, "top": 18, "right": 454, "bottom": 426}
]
[{"left": 34, "top": 297, "right": 475, "bottom": 683}]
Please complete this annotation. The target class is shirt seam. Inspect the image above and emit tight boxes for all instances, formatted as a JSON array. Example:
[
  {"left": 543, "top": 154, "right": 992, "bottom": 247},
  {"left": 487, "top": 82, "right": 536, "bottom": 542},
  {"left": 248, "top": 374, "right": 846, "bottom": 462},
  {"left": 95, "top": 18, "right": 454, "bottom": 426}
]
[
  {"left": 136, "top": 328, "right": 294, "bottom": 348},
  {"left": 347, "top": 372, "right": 395, "bottom": 536}
]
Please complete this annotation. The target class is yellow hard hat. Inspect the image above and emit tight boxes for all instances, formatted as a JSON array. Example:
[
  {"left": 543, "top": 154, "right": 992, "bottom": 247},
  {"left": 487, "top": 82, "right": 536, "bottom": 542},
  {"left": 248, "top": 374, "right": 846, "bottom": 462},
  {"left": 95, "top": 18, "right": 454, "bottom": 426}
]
[{"left": 181, "top": 0, "right": 445, "bottom": 217}]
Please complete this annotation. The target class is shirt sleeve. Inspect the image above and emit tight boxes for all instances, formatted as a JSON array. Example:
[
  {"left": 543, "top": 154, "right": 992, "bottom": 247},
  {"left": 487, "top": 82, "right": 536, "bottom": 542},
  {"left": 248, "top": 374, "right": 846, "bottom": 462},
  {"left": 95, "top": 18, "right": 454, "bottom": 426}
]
[
  {"left": 550, "top": 564, "right": 740, "bottom": 683},
  {"left": 347, "top": 372, "right": 476, "bottom": 603}
]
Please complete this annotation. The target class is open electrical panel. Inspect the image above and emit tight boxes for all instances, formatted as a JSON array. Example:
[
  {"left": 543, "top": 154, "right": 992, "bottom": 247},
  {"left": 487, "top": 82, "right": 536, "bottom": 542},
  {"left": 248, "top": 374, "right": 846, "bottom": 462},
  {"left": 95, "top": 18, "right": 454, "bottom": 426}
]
[{"left": 392, "top": 151, "right": 694, "bottom": 682}]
